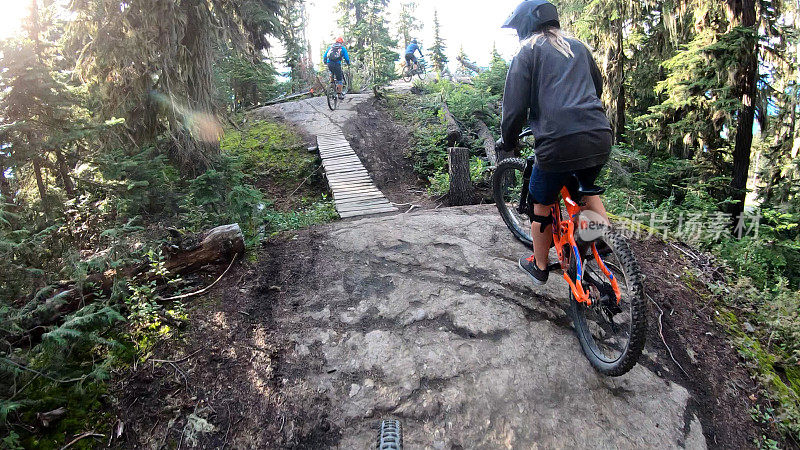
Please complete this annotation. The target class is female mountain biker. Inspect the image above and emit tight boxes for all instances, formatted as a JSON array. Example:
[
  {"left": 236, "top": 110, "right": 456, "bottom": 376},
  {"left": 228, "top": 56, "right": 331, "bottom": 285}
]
[
  {"left": 324, "top": 37, "right": 351, "bottom": 100},
  {"left": 404, "top": 38, "right": 423, "bottom": 71},
  {"left": 495, "top": 0, "right": 612, "bottom": 285}
]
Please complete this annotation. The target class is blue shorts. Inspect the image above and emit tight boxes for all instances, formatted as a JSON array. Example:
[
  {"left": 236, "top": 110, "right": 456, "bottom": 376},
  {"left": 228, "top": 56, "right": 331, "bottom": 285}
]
[
  {"left": 327, "top": 62, "right": 344, "bottom": 83},
  {"left": 528, "top": 164, "right": 604, "bottom": 206}
]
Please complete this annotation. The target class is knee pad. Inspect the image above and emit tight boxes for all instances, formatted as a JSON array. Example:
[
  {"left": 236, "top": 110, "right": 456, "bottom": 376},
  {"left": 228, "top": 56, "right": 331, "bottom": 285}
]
[{"left": 530, "top": 213, "right": 552, "bottom": 234}]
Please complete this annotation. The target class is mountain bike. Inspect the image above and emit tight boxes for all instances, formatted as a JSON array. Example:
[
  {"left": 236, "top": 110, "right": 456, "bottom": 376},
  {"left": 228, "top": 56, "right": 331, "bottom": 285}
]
[
  {"left": 491, "top": 130, "right": 646, "bottom": 376},
  {"left": 402, "top": 57, "right": 426, "bottom": 82},
  {"left": 326, "top": 69, "right": 349, "bottom": 111}
]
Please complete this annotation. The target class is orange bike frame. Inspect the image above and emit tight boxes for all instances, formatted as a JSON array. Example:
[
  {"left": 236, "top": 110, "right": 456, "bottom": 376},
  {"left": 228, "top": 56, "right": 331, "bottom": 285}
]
[{"left": 551, "top": 188, "right": 621, "bottom": 306}]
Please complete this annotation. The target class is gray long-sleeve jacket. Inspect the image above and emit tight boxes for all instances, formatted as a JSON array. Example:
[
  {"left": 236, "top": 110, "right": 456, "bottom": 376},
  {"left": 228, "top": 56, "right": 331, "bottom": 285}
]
[{"left": 501, "top": 36, "right": 611, "bottom": 171}]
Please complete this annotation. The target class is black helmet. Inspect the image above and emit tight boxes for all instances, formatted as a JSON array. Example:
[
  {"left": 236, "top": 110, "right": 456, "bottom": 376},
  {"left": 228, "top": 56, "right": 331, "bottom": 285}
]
[{"left": 502, "top": 0, "right": 560, "bottom": 40}]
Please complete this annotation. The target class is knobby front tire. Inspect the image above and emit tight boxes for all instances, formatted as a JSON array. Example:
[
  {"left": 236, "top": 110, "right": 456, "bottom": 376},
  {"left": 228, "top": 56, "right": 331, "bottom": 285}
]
[
  {"left": 376, "top": 419, "right": 402, "bottom": 450},
  {"left": 570, "top": 226, "right": 647, "bottom": 377},
  {"left": 492, "top": 157, "right": 533, "bottom": 246}
]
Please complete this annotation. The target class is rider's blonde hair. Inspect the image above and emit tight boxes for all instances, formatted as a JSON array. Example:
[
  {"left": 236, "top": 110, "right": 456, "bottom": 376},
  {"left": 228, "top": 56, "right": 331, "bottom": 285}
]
[{"left": 525, "top": 26, "right": 576, "bottom": 58}]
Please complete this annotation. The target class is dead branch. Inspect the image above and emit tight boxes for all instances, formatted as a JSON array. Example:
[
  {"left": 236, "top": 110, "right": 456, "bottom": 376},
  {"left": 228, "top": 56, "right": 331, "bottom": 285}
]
[
  {"left": 60, "top": 432, "right": 105, "bottom": 450},
  {"left": 158, "top": 253, "right": 238, "bottom": 302}
]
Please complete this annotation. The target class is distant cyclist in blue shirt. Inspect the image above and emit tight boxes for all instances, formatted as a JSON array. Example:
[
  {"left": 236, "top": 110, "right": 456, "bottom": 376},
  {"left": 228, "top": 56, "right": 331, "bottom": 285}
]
[
  {"left": 404, "top": 38, "right": 423, "bottom": 71},
  {"left": 324, "top": 37, "right": 351, "bottom": 100}
]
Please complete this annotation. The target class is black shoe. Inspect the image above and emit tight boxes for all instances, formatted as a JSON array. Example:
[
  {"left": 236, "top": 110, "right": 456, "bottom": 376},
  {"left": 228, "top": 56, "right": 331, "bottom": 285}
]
[
  {"left": 519, "top": 255, "right": 549, "bottom": 286},
  {"left": 338, "top": 93, "right": 345, "bottom": 100}
]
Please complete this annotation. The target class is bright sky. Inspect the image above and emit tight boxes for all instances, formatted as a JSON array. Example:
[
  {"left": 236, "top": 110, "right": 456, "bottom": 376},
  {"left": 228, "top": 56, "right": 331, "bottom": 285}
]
[
  {"left": 304, "top": 0, "right": 525, "bottom": 69},
  {"left": 0, "top": 0, "right": 30, "bottom": 40},
  {"left": 0, "top": 0, "right": 525, "bottom": 69}
]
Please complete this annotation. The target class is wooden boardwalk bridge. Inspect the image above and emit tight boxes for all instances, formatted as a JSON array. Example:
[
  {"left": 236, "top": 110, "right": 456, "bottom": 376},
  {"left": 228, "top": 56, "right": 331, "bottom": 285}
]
[{"left": 316, "top": 132, "right": 397, "bottom": 218}]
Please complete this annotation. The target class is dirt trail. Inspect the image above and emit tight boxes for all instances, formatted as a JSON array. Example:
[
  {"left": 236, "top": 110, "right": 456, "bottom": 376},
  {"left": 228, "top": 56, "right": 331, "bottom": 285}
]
[{"left": 117, "top": 89, "right": 769, "bottom": 449}]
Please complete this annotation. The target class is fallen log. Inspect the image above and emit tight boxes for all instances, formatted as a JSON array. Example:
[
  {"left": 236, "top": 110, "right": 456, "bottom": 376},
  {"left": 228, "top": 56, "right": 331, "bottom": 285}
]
[
  {"left": 6, "top": 224, "right": 244, "bottom": 346},
  {"left": 441, "top": 102, "right": 462, "bottom": 146},
  {"left": 457, "top": 55, "right": 483, "bottom": 74},
  {"left": 476, "top": 120, "right": 498, "bottom": 166}
]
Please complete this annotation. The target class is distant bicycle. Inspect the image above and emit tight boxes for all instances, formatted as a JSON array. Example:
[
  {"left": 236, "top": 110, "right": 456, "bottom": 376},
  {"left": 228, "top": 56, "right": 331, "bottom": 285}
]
[
  {"left": 325, "top": 69, "right": 350, "bottom": 111},
  {"left": 401, "top": 57, "right": 426, "bottom": 82}
]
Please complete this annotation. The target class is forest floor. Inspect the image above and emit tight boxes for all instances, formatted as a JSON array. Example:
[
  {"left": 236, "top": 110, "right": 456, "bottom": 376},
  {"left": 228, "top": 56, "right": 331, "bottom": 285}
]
[{"left": 113, "top": 83, "right": 775, "bottom": 449}]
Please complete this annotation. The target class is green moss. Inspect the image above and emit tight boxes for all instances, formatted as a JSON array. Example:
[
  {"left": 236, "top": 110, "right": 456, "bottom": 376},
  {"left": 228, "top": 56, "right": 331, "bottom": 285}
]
[
  {"left": 715, "top": 304, "right": 800, "bottom": 439},
  {"left": 221, "top": 121, "right": 315, "bottom": 182}
]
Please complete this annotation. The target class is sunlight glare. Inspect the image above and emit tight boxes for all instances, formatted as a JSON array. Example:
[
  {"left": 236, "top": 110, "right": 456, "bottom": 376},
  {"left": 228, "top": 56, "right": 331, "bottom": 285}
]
[{"left": 0, "top": 0, "right": 32, "bottom": 40}]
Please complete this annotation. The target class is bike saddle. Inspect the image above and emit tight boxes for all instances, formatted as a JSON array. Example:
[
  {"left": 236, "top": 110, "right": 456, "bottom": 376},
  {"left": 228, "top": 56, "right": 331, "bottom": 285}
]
[{"left": 573, "top": 174, "right": 606, "bottom": 196}]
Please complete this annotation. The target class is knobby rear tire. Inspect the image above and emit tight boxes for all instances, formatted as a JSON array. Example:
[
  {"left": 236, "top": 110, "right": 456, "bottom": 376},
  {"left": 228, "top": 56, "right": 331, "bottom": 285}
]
[
  {"left": 327, "top": 91, "right": 338, "bottom": 111},
  {"left": 492, "top": 157, "right": 533, "bottom": 246},
  {"left": 570, "top": 226, "right": 647, "bottom": 377},
  {"left": 376, "top": 419, "right": 402, "bottom": 450}
]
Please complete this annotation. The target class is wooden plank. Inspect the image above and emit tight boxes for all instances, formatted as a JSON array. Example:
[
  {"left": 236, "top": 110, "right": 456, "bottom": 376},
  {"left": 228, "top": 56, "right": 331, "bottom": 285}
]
[
  {"left": 336, "top": 199, "right": 393, "bottom": 209},
  {"left": 328, "top": 176, "right": 372, "bottom": 185},
  {"left": 329, "top": 181, "right": 375, "bottom": 190},
  {"left": 333, "top": 189, "right": 382, "bottom": 198},
  {"left": 319, "top": 144, "right": 353, "bottom": 152},
  {"left": 319, "top": 147, "right": 356, "bottom": 158},
  {"left": 333, "top": 193, "right": 386, "bottom": 203},
  {"left": 332, "top": 186, "right": 382, "bottom": 195},
  {"left": 323, "top": 154, "right": 360, "bottom": 163},
  {"left": 329, "top": 176, "right": 372, "bottom": 185},
  {"left": 323, "top": 155, "right": 361, "bottom": 163},
  {"left": 335, "top": 197, "right": 392, "bottom": 207},
  {"left": 326, "top": 171, "right": 371, "bottom": 180},
  {"left": 326, "top": 167, "right": 369, "bottom": 176},
  {"left": 327, "top": 175, "right": 372, "bottom": 184},
  {"left": 324, "top": 162, "right": 363, "bottom": 171},
  {"left": 318, "top": 140, "right": 351, "bottom": 148},
  {"left": 322, "top": 156, "right": 359, "bottom": 164}
]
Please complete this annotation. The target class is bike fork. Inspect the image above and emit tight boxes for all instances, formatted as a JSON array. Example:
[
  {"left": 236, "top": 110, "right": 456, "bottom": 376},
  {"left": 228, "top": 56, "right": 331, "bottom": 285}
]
[{"left": 517, "top": 157, "right": 535, "bottom": 216}]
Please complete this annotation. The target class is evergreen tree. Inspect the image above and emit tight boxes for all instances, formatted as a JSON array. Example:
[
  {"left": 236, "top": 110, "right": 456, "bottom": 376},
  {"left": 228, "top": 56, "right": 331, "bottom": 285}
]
[
  {"left": 337, "top": 0, "right": 399, "bottom": 84},
  {"left": 430, "top": 10, "right": 448, "bottom": 74},
  {"left": 67, "top": 0, "right": 283, "bottom": 172},
  {"left": 0, "top": 0, "right": 84, "bottom": 205},
  {"left": 397, "top": 1, "right": 422, "bottom": 48},
  {"left": 281, "top": 0, "right": 311, "bottom": 91}
]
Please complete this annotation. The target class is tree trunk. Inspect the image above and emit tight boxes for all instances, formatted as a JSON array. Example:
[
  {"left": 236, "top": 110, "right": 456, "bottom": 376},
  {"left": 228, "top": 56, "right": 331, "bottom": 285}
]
[
  {"left": 5, "top": 224, "right": 245, "bottom": 347},
  {"left": 476, "top": 120, "right": 498, "bottom": 165},
  {"left": 448, "top": 147, "right": 474, "bottom": 206},
  {"left": 55, "top": 150, "right": 76, "bottom": 198},
  {"left": 611, "top": 18, "right": 626, "bottom": 144},
  {"left": 726, "top": 0, "right": 758, "bottom": 231},
  {"left": 32, "top": 158, "right": 47, "bottom": 202},
  {"left": 441, "top": 102, "right": 462, "bottom": 146}
]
